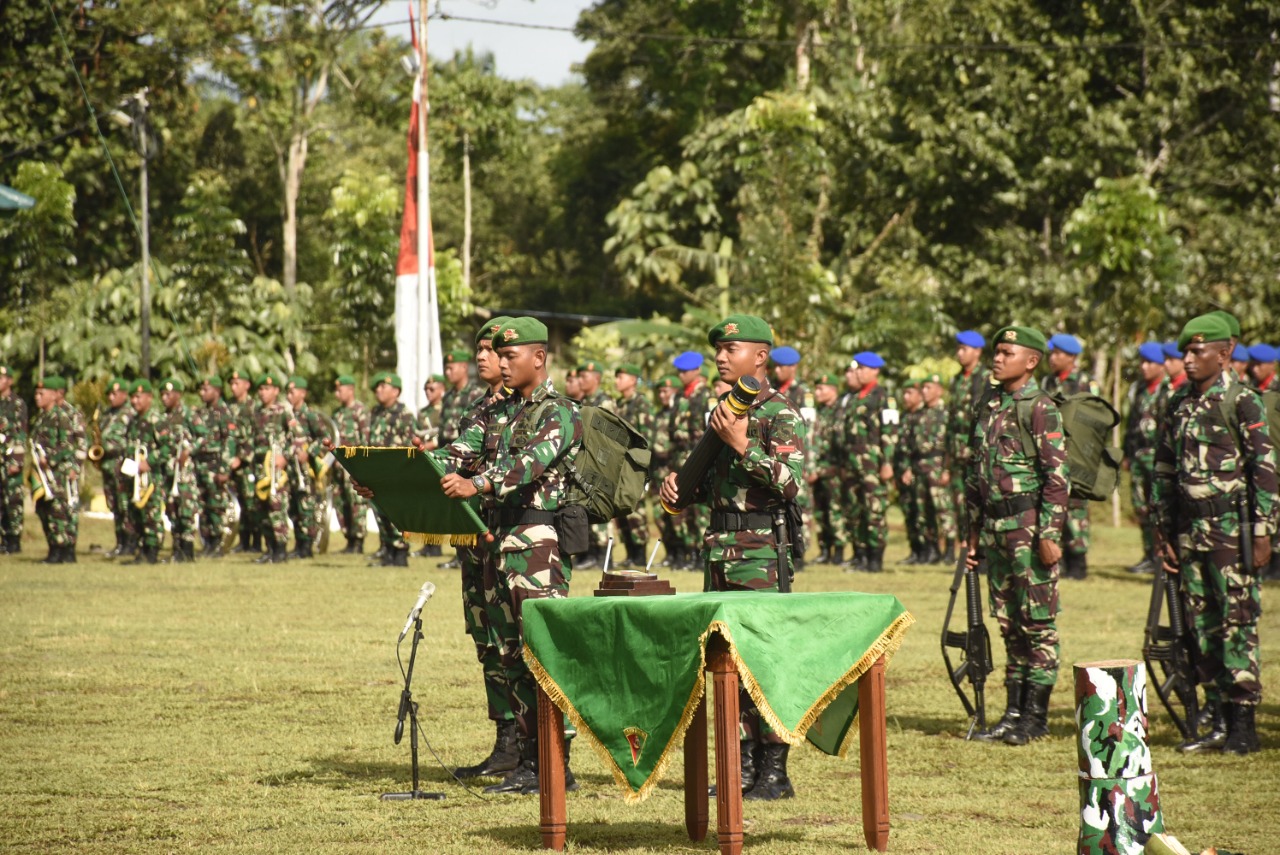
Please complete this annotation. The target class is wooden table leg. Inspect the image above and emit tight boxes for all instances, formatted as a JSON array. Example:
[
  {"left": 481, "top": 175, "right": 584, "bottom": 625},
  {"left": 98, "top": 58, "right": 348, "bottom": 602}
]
[
  {"left": 858, "top": 655, "right": 889, "bottom": 852},
  {"left": 684, "top": 690, "right": 708, "bottom": 841},
  {"left": 537, "top": 686, "right": 567, "bottom": 851},
  {"left": 707, "top": 634, "right": 743, "bottom": 855}
]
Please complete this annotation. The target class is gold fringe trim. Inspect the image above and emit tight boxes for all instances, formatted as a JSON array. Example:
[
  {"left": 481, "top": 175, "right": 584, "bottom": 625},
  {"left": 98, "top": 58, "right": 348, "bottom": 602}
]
[
  {"left": 337, "top": 445, "right": 419, "bottom": 458},
  {"left": 403, "top": 531, "right": 478, "bottom": 547}
]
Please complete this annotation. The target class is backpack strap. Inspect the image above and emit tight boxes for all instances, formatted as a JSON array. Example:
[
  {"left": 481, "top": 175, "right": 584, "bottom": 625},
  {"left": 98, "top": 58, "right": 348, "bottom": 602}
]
[
  {"left": 1217, "top": 383, "right": 1246, "bottom": 453},
  {"left": 1014, "top": 392, "right": 1048, "bottom": 460}
]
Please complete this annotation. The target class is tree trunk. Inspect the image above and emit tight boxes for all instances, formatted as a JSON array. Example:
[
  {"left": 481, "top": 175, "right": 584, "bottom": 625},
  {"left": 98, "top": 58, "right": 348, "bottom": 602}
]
[
  {"left": 282, "top": 130, "right": 308, "bottom": 291},
  {"left": 462, "top": 131, "right": 472, "bottom": 294}
]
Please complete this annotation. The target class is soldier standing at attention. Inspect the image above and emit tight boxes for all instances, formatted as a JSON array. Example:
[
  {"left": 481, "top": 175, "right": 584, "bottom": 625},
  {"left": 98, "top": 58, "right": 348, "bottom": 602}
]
[
  {"left": 948, "top": 331, "right": 990, "bottom": 551},
  {"left": 160, "top": 379, "right": 197, "bottom": 563},
  {"left": 674, "top": 351, "right": 714, "bottom": 571},
  {"left": 660, "top": 314, "right": 807, "bottom": 800},
  {"left": 367, "top": 372, "right": 416, "bottom": 567},
  {"left": 285, "top": 377, "right": 327, "bottom": 559},
  {"left": 966, "top": 326, "right": 1069, "bottom": 747},
  {"left": 650, "top": 376, "right": 687, "bottom": 568},
  {"left": 770, "top": 346, "right": 806, "bottom": 408},
  {"left": 440, "top": 317, "right": 584, "bottom": 795},
  {"left": 1230, "top": 344, "right": 1251, "bottom": 384},
  {"left": 31, "top": 377, "right": 86, "bottom": 564},
  {"left": 1164, "top": 341, "right": 1188, "bottom": 391},
  {"left": 415, "top": 373, "right": 446, "bottom": 449},
  {"left": 846, "top": 352, "right": 895, "bottom": 573},
  {"left": 895, "top": 382, "right": 925, "bottom": 565},
  {"left": 331, "top": 375, "right": 370, "bottom": 554},
  {"left": 1044, "top": 333, "right": 1098, "bottom": 580},
  {"left": 806, "top": 372, "right": 846, "bottom": 565},
  {"left": 1153, "top": 314, "right": 1276, "bottom": 755},
  {"left": 125, "top": 380, "right": 166, "bottom": 565},
  {"left": 226, "top": 368, "right": 260, "bottom": 555},
  {"left": 613, "top": 363, "right": 655, "bottom": 567},
  {"left": 918, "top": 373, "right": 957, "bottom": 564},
  {"left": 439, "top": 349, "right": 483, "bottom": 448},
  {"left": 1247, "top": 343, "right": 1280, "bottom": 393},
  {"left": 1122, "top": 342, "right": 1171, "bottom": 574},
  {"left": 98, "top": 377, "right": 135, "bottom": 557},
  {"left": 193, "top": 376, "right": 233, "bottom": 557},
  {"left": 248, "top": 371, "right": 304, "bottom": 565},
  {"left": 574, "top": 359, "right": 616, "bottom": 570},
  {"left": 0, "top": 365, "right": 28, "bottom": 555}
]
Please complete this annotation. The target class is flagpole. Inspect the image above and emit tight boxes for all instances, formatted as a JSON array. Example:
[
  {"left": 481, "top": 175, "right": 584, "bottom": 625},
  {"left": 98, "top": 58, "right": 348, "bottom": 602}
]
[{"left": 416, "top": 0, "right": 442, "bottom": 413}]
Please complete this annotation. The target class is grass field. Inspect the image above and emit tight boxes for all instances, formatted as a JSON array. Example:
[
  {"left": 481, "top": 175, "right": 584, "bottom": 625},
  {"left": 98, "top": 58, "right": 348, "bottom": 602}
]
[{"left": 2, "top": 509, "right": 1277, "bottom": 854}]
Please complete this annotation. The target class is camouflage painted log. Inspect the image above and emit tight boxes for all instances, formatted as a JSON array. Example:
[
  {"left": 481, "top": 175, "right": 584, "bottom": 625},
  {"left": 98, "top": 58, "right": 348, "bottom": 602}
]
[{"left": 1075, "top": 659, "right": 1164, "bottom": 855}]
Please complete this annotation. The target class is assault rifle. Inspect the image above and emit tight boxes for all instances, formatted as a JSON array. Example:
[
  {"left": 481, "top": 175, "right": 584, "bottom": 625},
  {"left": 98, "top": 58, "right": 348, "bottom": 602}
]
[
  {"left": 1142, "top": 558, "right": 1199, "bottom": 741},
  {"left": 941, "top": 550, "right": 993, "bottom": 739}
]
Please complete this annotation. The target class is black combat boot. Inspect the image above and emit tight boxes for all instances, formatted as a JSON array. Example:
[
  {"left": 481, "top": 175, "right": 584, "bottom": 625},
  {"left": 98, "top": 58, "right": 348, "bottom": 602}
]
[
  {"left": 42, "top": 544, "right": 63, "bottom": 564},
  {"left": 866, "top": 547, "right": 885, "bottom": 573},
  {"left": 412, "top": 544, "right": 432, "bottom": 558},
  {"left": 250, "top": 530, "right": 262, "bottom": 553},
  {"left": 744, "top": 743, "right": 795, "bottom": 800},
  {"left": 1223, "top": 703, "right": 1261, "bottom": 755},
  {"left": 484, "top": 737, "right": 540, "bottom": 795},
  {"left": 438, "top": 551, "right": 461, "bottom": 569},
  {"left": 575, "top": 545, "right": 599, "bottom": 571},
  {"left": 1063, "top": 553, "right": 1088, "bottom": 580},
  {"left": 455, "top": 721, "right": 520, "bottom": 779},
  {"left": 817, "top": 544, "right": 831, "bottom": 565},
  {"left": 255, "top": 535, "right": 275, "bottom": 565},
  {"left": 62, "top": 544, "right": 77, "bottom": 563},
  {"left": 942, "top": 539, "right": 956, "bottom": 565},
  {"left": 391, "top": 545, "right": 409, "bottom": 567},
  {"left": 974, "top": 681, "right": 1025, "bottom": 743},
  {"left": 131, "top": 544, "right": 158, "bottom": 565},
  {"left": 349, "top": 537, "right": 363, "bottom": 555},
  {"left": 1179, "top": 700, "right": 1227, "bottom": 753},
  {"left": 1266, "top": 550, "right": 1280, "bottom": 581},
  {"left": 921, "top": 543, "right": 942, "bottom": 565},
  {"left": 7, "top": 535, "right": 20, "bottom": 553},
  {"left": 709, "top": 739, "right": 758, "bottom": 797},
  {"left": 1004, "top": 683, "right": 1052, "bottom": 745},
  {"left": 231, "top": 528, "right": 251, "bottom": 554}
]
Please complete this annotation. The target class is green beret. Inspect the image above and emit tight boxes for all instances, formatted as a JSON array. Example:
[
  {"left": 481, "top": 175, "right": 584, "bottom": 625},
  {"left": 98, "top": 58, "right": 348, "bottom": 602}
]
[
  {"left": 203, "top": 375, "right": 224, "bottom": 389},
  {"left": 922, "top": 373, "right": 943, "bottom": 385},
  {"left": 813, "top": 372, "right": 837, "bottom": 387},
  {"left": 492, "top": 317, "right": 548, "bottom": 347},
  {"left": 288, "top": 375, "right": 308, "bottom": 391},
  {"left": 257, "top": 370, "right": 286, "bottom": 389},
  {"left": 476, "top": 316, "right": 512, "bottom": 345},
  {"left": 37, "top": 376, "right": 68, "bottom": 391},
  {"left": 107, "top": 376, "right": 128, "bottom": 393},
  {"left": 657, "top": 375, "right": 680, "bottom": 390},
  {"left": 131, "top": 379, "right": 153, "bottom": 394},
  {"left": 993, "top": 325, "right": 1047, "bottom": 355},
  {"left": 1206, "top": 309, "right": 1241, "bottom": 339},
  {"left": 1177, "top": 314, "right": 1233, "bottom": 351},
  {"left": 578, "top": 360, "right": 604, "bottom": 374},
  {"left": 444, "top": 348, "right": 472, "bottom": 365},
  {"left": 227, "top": 367, "right": 253, "bottom": 383},
  {"left": 334, "top": 374, "right": 356, "bottom": 388},
  {"left": 371, "top": 371, "right": 402, "bottom": 390},
  {"left": 161, "top": 378, "right": 185, "bottom": 393},
  {"left": 615, "top": 363, "right": 642, "bottom": 377},
  {"left": 708, "top": 314, "right": 773, "bottom": 347},
  {"left": 0, "top": 365, "right": 10, "bottom": 377},
  {"left": 428, "top": 373, "right": 445, "bottom": 385}
]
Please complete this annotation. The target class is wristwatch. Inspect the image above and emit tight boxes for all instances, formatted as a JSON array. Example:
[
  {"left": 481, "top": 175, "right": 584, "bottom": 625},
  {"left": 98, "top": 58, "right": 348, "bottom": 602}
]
[{"left": 471, "top": 475, "right": 488, "bottom": 494}]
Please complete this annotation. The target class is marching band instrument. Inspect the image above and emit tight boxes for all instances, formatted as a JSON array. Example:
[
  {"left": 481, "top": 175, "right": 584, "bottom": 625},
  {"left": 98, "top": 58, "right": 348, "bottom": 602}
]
[
  {"left": 30, "top": 442, "right": 55, "bottom": 503},
  {"left": 88, "top": 407, "right": 105, "bottom": 463}
]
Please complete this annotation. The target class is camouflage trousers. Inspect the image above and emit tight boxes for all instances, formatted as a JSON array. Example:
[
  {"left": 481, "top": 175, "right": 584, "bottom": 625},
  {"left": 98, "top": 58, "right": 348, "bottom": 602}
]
[
  {"left": 897, "top": 475, "right": 922, "bottom": 551},
  {"left": 1063, "top": 498, "right": 1091, "bottom": 558},
  {"left": 460, "top": 544, "right": 512, "bottom": 724},
  {"left": 812, "top": 479, "right": 846, "bottom": 550},
  {"left": 288, "top": 475, "right": 321, "bottom": 550},
  {"left": 918, "top": 461, "right": 957, "bottom": 546},
  {"left": 101, "top": 459, "right": 136, "bottom": 543},
  {"left": 166, "top": 468, "right": 199, "bottom": 547},
  {"left": 680, "top": 505, "right": 709, "bottom": 549},
  {"left": 127, "top": 477, "right": 165, "bottom": 549},
  {"left": 373, "top": 510, "right": 405, "bottom": 552},
  {"left": 950, "top": 459, "right": 973, "bottom": 544},
  {"left": 614, "top": 504, "right": 650, "bottom": 565},
  {"left": 194, "top": 459, "right": 230, "bottom": 542},
  {"left": 854, "top": 470, "right": 890, "bottom": 551},
  {"left": 1179, "top": 539, "right": 1262, "bottom": 706},
  {"left": 36, "top": 492, "right": 75, "bottom": 548},
  {"left": 232, "top": 465, "right": 258, "bottom": 539},
  {"left": 491, "top": 523, "right": 569, "bottom": 738},
  {"left": 983, "top": 521, "right": 1061, "bottom": 687},
  {"left": 255, "top": 466, "right": 290, "bottom": 548},
  {"left": 1, "top": 466, "right": 23, "bottom": 538},
  {"left": 332, "top": 468, "right": 367, "bottom": 540},
  {"left": 1129, "top": 452, "right": 1157, "bottom": 557}
]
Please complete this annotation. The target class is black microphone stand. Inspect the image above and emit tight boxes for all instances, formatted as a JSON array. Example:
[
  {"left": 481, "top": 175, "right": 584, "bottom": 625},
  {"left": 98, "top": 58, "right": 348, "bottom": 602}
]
[{"left": 380, "top": 616, "right": 445, "bottom": 801}]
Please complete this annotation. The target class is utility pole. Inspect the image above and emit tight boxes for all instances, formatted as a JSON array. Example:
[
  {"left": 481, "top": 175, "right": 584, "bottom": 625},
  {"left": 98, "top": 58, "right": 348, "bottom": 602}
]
[{"left": 131, "top": 89, "right": 153, "bottom": 380}]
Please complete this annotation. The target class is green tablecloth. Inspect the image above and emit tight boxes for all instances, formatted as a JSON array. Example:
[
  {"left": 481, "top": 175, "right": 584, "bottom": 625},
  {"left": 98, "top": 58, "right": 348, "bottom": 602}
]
[{"left": 522, "top": 590, "right": 913, "bottom": 802}]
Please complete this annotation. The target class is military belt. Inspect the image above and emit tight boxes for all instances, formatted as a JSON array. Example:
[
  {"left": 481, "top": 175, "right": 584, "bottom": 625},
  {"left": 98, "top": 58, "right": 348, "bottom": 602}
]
[
  {"left": 486, "top": 507, "right": 557, "bottom": 528},
  {"left": 709, "top": 509, "right": 775, "bottom": 532},
  {"left": 984, "top": 494, "right": 1037, "bottom": 519},
  {"left": 1179, "top": 493, "right": 1237, "bottom": 518}
]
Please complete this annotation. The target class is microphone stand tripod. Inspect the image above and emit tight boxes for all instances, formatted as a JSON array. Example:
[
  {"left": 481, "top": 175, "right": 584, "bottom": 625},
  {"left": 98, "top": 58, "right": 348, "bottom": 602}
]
[{"left": 380, "top": 616, "right": 445, "bottom": 801}]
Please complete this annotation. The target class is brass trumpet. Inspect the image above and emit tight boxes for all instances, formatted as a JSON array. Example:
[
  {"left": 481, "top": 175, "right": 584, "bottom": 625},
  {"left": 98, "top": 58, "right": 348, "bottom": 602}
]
[{"left": 88, "top": 407, "right": 105, "bottom": 463}]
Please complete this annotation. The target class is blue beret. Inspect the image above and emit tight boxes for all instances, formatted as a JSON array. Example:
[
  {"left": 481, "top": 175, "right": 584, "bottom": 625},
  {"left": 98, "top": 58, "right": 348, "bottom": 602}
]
[
  {"left": 1162, "top": 341, "right": 1183, "bottom": 359},
  {"left": 1048, "top": 333, "right": 1083, "bottom": 355},
  {"left": 1248, "top": 343, "right": 1279, "bottom": 363},
  {"left": 1233, "top": 343, "right": 1250, "bottom": 362},
  {"left": 1138, "top": 342, "right": 1167, "bottom": 363},
  {"left": 955, "top": 330, "right": 985, "bottom": 348},
  {"left": 672, "top": 351, "right": 704, "bottom": 371},
  {"left": 852, "top": 351, "right": 885, "bottom": 369},
  {"left": 769, "top": 346, "right": 801, "bottom": 366}
]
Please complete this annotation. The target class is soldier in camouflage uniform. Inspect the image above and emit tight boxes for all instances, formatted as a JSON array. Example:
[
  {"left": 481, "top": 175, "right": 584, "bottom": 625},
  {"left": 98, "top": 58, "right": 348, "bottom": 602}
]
[
  {"left": 612, "top": 363, "right": 654, "bottom": 567},
  {"left": 437, "top": 352, "right": 484, "bottom": 569},
  {"left": 159, "top": 378, "right": 198, "bottom": 563},
  {"left": 948, "top": 331, "right": 991, "bottom": 548},
  {"left": 573, "top": 360, "right": 616, "bottom": 569},
  {"left": 124, "top": 380, "right": 167, "bottom": 564},
  {"left": 1229, "top": 343, "right": 1250, "bottom": 384},
  {"left": 415, "top": 373, "right": 446, "bottom": 448},
  {"left": 285, "top": 377, "right": 328, "bottom": 559},
  {"left": 966, "top": 326, "right": 1069, "bottom": 747},
  {"left": 916, "top": 373, "right": 956, "bottom": 563},
  {"left": 331, "top": 375, "right": 370, "bottom": 553},
  {"left": 671, "top": 351, "right": 714, "bottom": 571},
  {"left": 225, "top": 368, "right": 260, "bottom": 554},
  {"left": 98, "top": 378, "right": 136, "bottom": 557},
  {"left": 805, "top": 372, "right": 846, "bottom": 565},
  {"left": 1152, "top": 314, "right": 1277, "bottom": 756},
  {"left": 367, "top": 371, "right": 416, "bottom": 567},
  {"left": 439, "top": 316, "right": 584, "bottom": 795},
  {"left": 1122, "top": 342, "right": 1170, "bottom": 574},
  {"left": 1044, "top": 333, "right": 1099, "bottom": 579},
  {"left": 248, "top": 371, "right": 305, "bottom": 565},
  {"left": 660, "top": 314, "right": 808, "bottom": 800},
  {"left": 193, "top": 376, "right": 234, "bottom": 557},
  {"left": 843, "top": 351, "right": 896, "bottom": 573},
  {"left": 31, "top": 377, "right": 86, "bottom": 563},
  {"left": 895, "top": 382, "right": 925, "bottom": 564},
  {"left": 0, "top": 365, "right": 28, "bottom": 554},
  {"left": 650, "top": 376, "right": 687, "bottom": 567}
]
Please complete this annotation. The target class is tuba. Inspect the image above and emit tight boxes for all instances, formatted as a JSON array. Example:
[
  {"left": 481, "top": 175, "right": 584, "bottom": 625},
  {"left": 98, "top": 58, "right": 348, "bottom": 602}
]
[{"left": 88, "top": 407, "right": 105, "bottom": 463}]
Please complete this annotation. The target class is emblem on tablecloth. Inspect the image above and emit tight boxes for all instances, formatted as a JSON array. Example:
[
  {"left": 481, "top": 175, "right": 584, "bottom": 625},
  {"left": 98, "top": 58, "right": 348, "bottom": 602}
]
[{"left": 623, "top": 726, "right": 649, "bottom": 765}]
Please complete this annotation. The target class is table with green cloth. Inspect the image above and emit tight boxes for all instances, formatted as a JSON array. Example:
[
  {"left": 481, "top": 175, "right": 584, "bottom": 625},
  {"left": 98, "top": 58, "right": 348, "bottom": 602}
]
[{"left": 522, "top": 590, "right": 914, "bottom": 854}]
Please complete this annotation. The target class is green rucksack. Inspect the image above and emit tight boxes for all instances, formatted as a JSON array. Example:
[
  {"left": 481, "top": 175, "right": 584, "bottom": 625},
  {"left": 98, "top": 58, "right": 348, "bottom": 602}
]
[
  {"left": 1014, "top": 392, "right": 1123, "bottom": 502},
  {"left": 1218, "top": 383, "right": 1280, "bottom": 453}
]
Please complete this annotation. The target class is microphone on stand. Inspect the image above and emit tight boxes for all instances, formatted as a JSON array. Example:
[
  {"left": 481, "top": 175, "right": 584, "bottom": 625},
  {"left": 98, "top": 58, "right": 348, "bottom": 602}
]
[{"left": 398, "top": 581, "right": 437, "bottom": 643}]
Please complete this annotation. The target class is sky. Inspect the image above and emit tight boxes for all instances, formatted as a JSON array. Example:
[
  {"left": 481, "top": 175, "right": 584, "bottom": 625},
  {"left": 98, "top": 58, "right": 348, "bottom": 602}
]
[{"left": 368, "top": 0, "right": 597, "bottom": 87}]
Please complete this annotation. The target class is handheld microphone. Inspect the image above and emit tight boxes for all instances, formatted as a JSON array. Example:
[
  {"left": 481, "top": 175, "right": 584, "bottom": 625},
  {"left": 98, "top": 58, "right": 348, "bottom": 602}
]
[{"left": 398, "top": 581, "right": 437, "bottom": 642}]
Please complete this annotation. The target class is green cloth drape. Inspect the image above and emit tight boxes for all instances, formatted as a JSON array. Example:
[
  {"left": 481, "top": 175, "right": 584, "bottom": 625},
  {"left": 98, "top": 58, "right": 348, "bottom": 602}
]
[{"left": 334, "top": 446, "right": 486, "bottom": 545}]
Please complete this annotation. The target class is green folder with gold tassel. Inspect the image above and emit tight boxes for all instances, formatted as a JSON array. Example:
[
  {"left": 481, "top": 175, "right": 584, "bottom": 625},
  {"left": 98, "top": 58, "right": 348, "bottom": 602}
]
[{"left": 334, "top": 446, "right": 487, "bottom": 546}]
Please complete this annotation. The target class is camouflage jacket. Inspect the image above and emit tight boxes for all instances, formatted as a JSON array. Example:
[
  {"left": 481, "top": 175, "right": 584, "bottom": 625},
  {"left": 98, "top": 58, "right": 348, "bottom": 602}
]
[
  {"left": 368, "top": 401, "right": 415, "bottom": 447},
  {"left": 332, "top": 400, "right": 370, "bottom": 446},
  {"left": 1152, "top": 372, "right": 1279, "bottom": 552},
  {"left": 250, "top": 401, "right": 304, "bottom": 462},
  {"left": 843, "top": 382, "right": 895, "bottom": 473},
  {"left": 581, "top": 388, "right": 616, "bottom": 414},
  {"left": 100, "top": 404, "right": 133, "bottom": 461},
  {"left": 650, "top": 395, "right": 687, "bottom": 473},
  {"left": 191, "top": 399, "right": 233, "bottom": 473},
  {"left": 893, "top": 406, "right": 922, "bottom": 474},
  {"left": 1123, "top": 377, "right": 1168, "bottom": 461},
  {"left": 777, "top": 379, "right": 807, "bottom": 409},
  {"left": 162, "top": 403, "right": 195, "bottom": 480},
  {"left": 293, "top": 402, "right": 330, "bottom": 448},
  {"left": 439, "top": 381, "right": 485, "bottom": 445},
  {"left": 966, "top": 377, "right": 1069, "bottom": 539},
  {"left": 0, "top": 392, "right": 29, "bottom": 468},
  {"left": 228, "top": 397, "right": 258, "bottom": 466},
  {"left": 439, "top": 386, "right": 513, "bottom": 476},
  {"left": 913, "top": 401, "right": 949, "bottom": 466},
  {"left": 1254, "top": 371, "right": 1280, "bottom": 394},
  {"left": 415, "top": 403, "right": 443, "bottom": 442},
  {"left": 690, "top": 383, "right": 807, "bottom": 513},
  {"left": 674, "top": 378, "right": 714, "bottom": 456},
  {"left": 1043, "top": 367, "right": 1099, "bottom": 398},
  {"left": 32, "top": 402, "right": 86, "bottom": 475},
  {"left": 125, "top": 406, "right": 175, "bottom": 474},
  {"left": 478, "top": 379, "right": 583, "bottom": 513},
  {"left": 616, "top": 392, "right": 655, "bottom": 448},
  {"left": 808, "top": 400, "right": 842, "bottom": 477},
  {"left": 948, "top": 365, "right": 991, "bottom": 464}
]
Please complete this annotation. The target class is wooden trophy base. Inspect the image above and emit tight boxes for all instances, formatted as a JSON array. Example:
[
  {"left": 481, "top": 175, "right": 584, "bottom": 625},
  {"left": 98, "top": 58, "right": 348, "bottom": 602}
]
[{"left": 594, "top": 569, "right": 676, "bottom": 597}]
